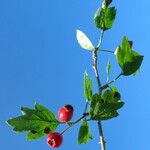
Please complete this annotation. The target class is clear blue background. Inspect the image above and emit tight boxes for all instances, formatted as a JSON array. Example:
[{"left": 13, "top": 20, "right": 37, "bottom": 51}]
[{"left": 0, "top": 0, "right": 149, "bottom": 150}]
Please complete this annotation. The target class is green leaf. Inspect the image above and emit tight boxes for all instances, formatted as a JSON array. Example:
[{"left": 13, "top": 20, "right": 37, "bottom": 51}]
[
  {"left": 102, "top": 90, "right": 113, "bottom": 102},
  {"left": 106, "top": 60, "right": 111, "bottom": 82},
  {"left": 84, "top": 71, "right": 92, "bottom": 101},
  {"left": 21, "top": 107, "right": 46, "bottom": 120},
  {"left": 94, "top": 7, "right": 116, "bottom": 30},
  {"left": 106, "top": 60, "right": 111, "bottom": 76},
  {"left": 78, "top": 121, "right": 92, "bottom": 144},
  {"left": 102, "top": 89, "right": 121, "bottom": 103},
  {"left": 104, "top": 102, "right": 124, "bottom": 112},
  {"left": 7, "top": 114, "right": 48, "bottom": 132},
  {"left": 34, "top": 102, "right": 58, "bottom": 122},
  {"left": 133, "top": 68, "right": 140, "bottom": 76},
  {"left": 115, "top": 37, "right": 144, "bottom": 76},
  {"left": 7, "top": 103, "right": 60, "bottom": 140},
  {"left": 100, "top": 111, "right": 119, "bottom": 120},
  {"left": 26, "top": 126, "right": 51, "bottom": 140},
  {"left": 76, "top": 29, "right": 94, "bottom": 50},
  {"left": 90, "top": 92, "right": 124, "bottom": 121},
  {"left": 110, "top": 86, "right": 118, "bottom": 92},
  {"left": 90, "top": 94, "right": 103, "bottom": 120},
  {"left": 26, "top": 130, "right": 45, "bottom": 140}
]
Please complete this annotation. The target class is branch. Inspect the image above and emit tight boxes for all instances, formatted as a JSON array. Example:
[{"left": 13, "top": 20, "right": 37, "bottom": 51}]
[
  {"left": 92, "top": 48, "right": 102, "bottom": 94},
  {"left": 92, "top": 30, "right": 106, "bottom": 150}
]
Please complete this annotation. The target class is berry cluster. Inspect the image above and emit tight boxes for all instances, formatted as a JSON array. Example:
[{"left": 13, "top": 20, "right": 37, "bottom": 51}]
[{"left": 47, "top": 105, "right": 73, "bottom": 148}]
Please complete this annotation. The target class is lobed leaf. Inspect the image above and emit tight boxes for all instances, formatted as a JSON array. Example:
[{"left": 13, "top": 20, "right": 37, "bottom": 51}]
[
  {"left": 115, "top": 37, "right": 144, "bottom": 76},
  {"left": 34, "top": 102, "right": 58, "bottom": 122},
  {"left": 7, "top": 103, "right": 60, "bottom": 140}
]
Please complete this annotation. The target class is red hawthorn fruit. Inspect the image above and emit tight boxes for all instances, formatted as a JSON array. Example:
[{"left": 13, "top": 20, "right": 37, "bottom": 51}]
[
  {"left": 47, "top": 132, "right": 63, "bottom": 148},
  {"left": 58, "top": 105, "right": 74, "bottom": 122}
]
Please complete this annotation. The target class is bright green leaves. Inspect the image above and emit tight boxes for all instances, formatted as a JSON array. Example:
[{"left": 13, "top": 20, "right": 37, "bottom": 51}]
[
  {"left": 7, "top": 103, "right": 60, "bottom": 140},
  {"left": 90, "top": 89, "right": 124, "bottom": 120},
  {"left": 78, "top": 121, "right": 92, "bottom": 144},
  {"left": 94, "top": 7, "right": 116, "bottom": 31},
  {"left": 76, "top": 29, "right": 94, "bottom": 50},
  {"left": 84, "top": 72, "right": 93, "bottom": 101},
  {"left": 115, "top": 37, "right": 144, "bottom": 76}
]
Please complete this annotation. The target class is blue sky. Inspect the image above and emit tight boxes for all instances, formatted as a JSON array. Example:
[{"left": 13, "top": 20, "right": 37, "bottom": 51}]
[{"left": 0, "top": 0, "right": 149, "bottom": 150}]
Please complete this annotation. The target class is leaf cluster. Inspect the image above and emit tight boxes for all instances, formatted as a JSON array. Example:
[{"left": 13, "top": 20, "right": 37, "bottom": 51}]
[{"left": 90, "top": 89, "right": 124, "bottom": 120}]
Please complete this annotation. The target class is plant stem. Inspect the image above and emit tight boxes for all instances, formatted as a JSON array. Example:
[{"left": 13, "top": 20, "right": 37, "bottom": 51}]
[
  {"left": 60, "top": 113, "right": 89, "bottom": 135},
  {"left": 92, "top": 30, "right": 106, "bottom": 150},
  {"left": 92, "top": 48, "right": 102, "bottom": 94},
  {"left": 98, "top": 49, "right": 114, "bottom": 54},
  {"left": 83, "top": 101, "right": 89, "bottom": 121},
  {"left": 100, "top": 73, "right": 122, "bottom": 92},
  {"left": 108, "top": 73, "right": 122, "bottom": 85},
  {"left": 97, "top": 30, "right": 104, "bottom": 49},
  {"left": 84, "top": 101, "right": 89, "bottom": 114},
  {"left": 98, "top": 121, "right": 106, "bottom": 150}
]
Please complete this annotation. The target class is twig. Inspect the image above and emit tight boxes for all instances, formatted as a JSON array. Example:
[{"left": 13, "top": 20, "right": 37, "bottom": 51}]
[
  {"left": 100, "top": 73, "right": 122, "bottom": 92},
  {"left": 60, "top": 113, "right": 89, "bottom": 135},
  {"left": 98, "top": 49, "right": 114, "bottom": 54},
  {"left": 83, "top": 101, "right": 89, "bottom": 121},
  {"left": 97, "top": 30, "right": 104, "bottom": 49}
]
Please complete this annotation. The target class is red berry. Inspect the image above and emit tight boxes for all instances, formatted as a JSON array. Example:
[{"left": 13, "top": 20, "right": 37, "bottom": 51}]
[
  {"left": 58, "top": 105, "right": 73, "bottom": 122},
  {"left": 47, "top": 132, "right": 63, "bottom": 148}
]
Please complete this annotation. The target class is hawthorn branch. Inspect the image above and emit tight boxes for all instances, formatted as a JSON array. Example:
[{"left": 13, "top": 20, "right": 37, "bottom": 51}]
[{"left": 92, "top": 30, "right": 106, "bottom": 150}]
